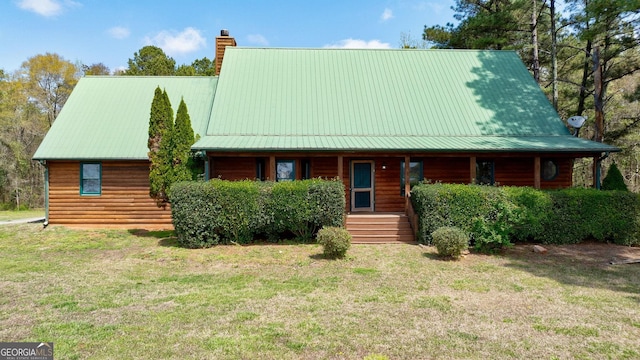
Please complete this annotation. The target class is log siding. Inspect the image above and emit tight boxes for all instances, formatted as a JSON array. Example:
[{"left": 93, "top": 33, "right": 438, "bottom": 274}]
[
  {"left": 45, "top": 154, "right": 574, "bottom": 228},
  {"left": 47, "top": 161, "right": 172, "bottom": 228}
]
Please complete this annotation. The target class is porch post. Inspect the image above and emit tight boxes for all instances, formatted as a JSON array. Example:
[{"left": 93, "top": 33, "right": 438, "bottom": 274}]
[
  {"left": 470, "top": 156, "right": 476, "bottom": 184},
  {"left": 337, "top": 155, "right": 344, "bottom": 180},
  {"left": 269, "top": 155, "right": 276, "bottom": 181},
  {"left": 404, "top": 155, "right": 411, "bottom": 210},
  {"left": 534, "top": 157, "right": 541, "bottom": 189}
]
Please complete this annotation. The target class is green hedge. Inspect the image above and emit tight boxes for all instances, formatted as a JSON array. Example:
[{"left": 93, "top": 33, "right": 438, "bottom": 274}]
[
  {"left": 170, "top": 179, "right": 345, "bottom": 248},
  {"left": 518, "top": 188, "right": 640, "bottom": 245},
  {"left": 410, "top": 184, "right": 515, "bottom": 251},
  {"left": 411, "top": 183, "right": 640, "bottom": 248}
]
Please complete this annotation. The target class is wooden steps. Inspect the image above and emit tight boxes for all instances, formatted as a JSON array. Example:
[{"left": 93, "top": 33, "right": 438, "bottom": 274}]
[{"left": 346, "top": 213, "right": 415, "bottom": 244}]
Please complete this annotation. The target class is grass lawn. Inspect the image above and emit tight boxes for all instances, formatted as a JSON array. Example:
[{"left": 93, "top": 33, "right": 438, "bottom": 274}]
[
  {"left": 0, "top": 209, "right": 44, "bottom": 222},
  {"left": 1, "top": 224, "right": 639, "bottom": 359}
]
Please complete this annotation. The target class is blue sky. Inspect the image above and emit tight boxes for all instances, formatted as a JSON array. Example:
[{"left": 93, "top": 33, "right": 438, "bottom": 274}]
[{"left": 0, "top": 0, "right": 455, "bottom": 73}]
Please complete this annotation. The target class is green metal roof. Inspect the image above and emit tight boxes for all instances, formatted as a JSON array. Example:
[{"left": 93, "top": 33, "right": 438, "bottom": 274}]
[
  {"left": 34, "top": 49, "right": 617, "bottom": 161},
  {"left": 33, "top": 76, "right": 217, "bottom": 160},
  {"left": 194, "top": 48, "right": 617, "bottom": 153}
]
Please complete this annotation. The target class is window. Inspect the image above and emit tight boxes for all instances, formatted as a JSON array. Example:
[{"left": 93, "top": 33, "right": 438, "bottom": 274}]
[
  {"left": 400, "top": 161, "right": 423, "bottom": 196},
  {"left": 80, "top": 162, "right": 101, "bottom": 195},
  {"left": 256, "top": 159, "right": 266, "bottom": 181},
  {"left": 542, "top": 160, "right": 558, "bottom": 180},
  {"left": 301, "top": 159, "right": 311, "bottom": 180},
  {"left": 276, "top": 160, "right": 295, "bottom": 182},
  {"left": 476, "top": 160, "right": 494, "bottom": 185}
]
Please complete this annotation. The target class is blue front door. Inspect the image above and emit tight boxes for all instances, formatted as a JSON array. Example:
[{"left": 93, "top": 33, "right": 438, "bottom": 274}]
[{"left": 351, "top": 161, "right": 374, "bottom": 212}]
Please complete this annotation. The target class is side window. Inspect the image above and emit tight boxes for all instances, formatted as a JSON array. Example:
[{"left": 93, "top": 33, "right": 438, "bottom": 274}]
[
  {"left": 276, "top": 160, "right": 295, "bottom": 182},
  {"left": 256, "top": 158, "right": 266, "bottom": 181},
  {"left": 301, "top": 159, "right": 311, "bottom": 180},
  {"left": 400, "top": 161, "right": 424, "bottom": 196},
  {"left": 476, "top": 160, "right": 494, "bottom": 185},
  {"left": 542, "top": 159, "right": 558, "bottom": 181},
  {"left": 80, "top": 163, "right": 101, "bottom": 195}
]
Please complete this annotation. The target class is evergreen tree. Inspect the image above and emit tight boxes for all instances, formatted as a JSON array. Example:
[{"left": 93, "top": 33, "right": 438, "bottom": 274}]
[
  {"left": 148, "top": 88, "right": 174, "bottom": 206},
  {"left": 601, "top": 162, "right": 628, "bottom": 191},
  {"left": 148, "top": 90, "right": 197, "bottom": 206},
  {"left": 171, "top": 98, "right": 195, "bottom": 184}
]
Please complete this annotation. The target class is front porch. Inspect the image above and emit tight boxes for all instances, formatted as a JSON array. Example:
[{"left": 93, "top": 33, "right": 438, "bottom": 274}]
[{"left": 206, "top": 152, "right": 575, "bottom": 215}]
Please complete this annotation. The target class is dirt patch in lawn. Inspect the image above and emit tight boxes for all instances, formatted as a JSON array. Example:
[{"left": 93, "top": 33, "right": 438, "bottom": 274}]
[{"left": 507, "top": 242, "right": 640, "bottom": 267}]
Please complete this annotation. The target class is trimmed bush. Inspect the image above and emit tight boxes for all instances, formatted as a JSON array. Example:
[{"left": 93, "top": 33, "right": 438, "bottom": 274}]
[
  {"left": 411, "top": 183, "right": 640, "bottom": 247},
  {"left": 503, "top": 186, "right": 552, "bottom": 242},
  {"left": 431, "top": 226, "right": 469, "bottom": 259},
  {"left": 170, "top": 178, "right": 345, "bottom": 247},
  {"left": 410, "top": 183, "right": 516, "bottom": 252},
  {"left": 602, "top": 162, "right": 628, "bottom": 191},
  {"left": 170, "top": 179, "right": 262, "bottom": 248},
  {"left": 316, "top": 226, "right": 351, "bottom": 258},
  {"left": 537, "top": 188, "right": 640, "bottom": 245},
  {"left": 307, "top": 179, "right": 346, "bottom": 230}
]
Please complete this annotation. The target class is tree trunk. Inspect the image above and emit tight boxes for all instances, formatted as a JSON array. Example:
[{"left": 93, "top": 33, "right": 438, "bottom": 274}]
[
  {"left": 532, "top": 0, "right": 540, "bottom": 83},
  {"left": 592, "top": 46, "right": 604, "bottom": 189},
  {"left": 550, "top": 0, "right": 558, "bottom": 109},
  {"left": 576, "top": 40, "right": 593, "bottom": 116}
]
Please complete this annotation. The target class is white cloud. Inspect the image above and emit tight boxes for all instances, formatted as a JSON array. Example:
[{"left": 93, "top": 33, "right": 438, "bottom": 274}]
[
  {"left": 246, "top": 34, "right": 269, "bottom": 46},
  {"left": 107, "top": 26, "right": 130, "bottom": 39},
  {"left": 145, "top": 27, "right": 206, "bottom": 56},
  {"left": 17, "top": 0, "right": 62, "bottom": 17},
  {"left": 381, "top": 8, "right": 394, "bottom": 22},
  {"left": 324, "top": 39, "right": 392, "bottom": 49}
]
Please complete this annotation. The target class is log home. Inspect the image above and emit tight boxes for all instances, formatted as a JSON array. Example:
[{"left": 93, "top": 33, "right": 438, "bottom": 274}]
[{"left": 33, "top": 31, "right": 618, "bottom": 229}]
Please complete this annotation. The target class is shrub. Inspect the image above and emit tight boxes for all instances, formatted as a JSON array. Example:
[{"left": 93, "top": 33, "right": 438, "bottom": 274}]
[
  {"left": 504, "top": 186, "right": 552, "bottom": 242},
  {"left": 411, "top": 183, "right": 640, "bottom": 247},
  {"left": 265, "top": 180, "right": 312, "bottom": 240},
  {"left": 431, "top": 226, "right": 469, "bottom": 259},
  {"left": 316, "top": 226, "right": 351, "bottom": 258},
  {"left": 410, "top": 183, "right": 516, "bottom": 252},
  {"left": 540, "top": 188, "right": 640, "bottom": 245},
  {"left": 307, "top": 179, "right": 346, "bottom": 231},
  {"left": 170, "top": 178, "right": 345, "bottom": 247},
  {"left": 263, "top": 179, "right": 345, "bottom": 241},
  {"left": 602, "top": 162, "right": 628, "bottom": 191},
  {"left": 170, "top": 179, "right": 262, "bottom": 247}
]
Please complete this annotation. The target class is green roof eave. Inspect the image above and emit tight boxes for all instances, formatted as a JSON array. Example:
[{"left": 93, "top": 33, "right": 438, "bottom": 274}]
[{"left": 192, "top": 135, "right": 619, "bottom": 154}]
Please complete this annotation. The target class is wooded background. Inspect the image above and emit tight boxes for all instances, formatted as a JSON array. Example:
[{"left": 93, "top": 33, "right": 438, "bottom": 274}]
[{"left": 1, "top": 0, "right": 638, "bottom": 208}]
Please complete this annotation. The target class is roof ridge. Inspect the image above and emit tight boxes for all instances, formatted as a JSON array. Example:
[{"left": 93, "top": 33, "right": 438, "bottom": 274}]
[{"left": 228, "top": 47, "right": 516, "bottom": 53}]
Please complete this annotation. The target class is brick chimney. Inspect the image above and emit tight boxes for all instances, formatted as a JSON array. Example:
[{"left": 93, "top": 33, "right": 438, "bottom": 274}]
[{"left": 215, "top": 29, "right": 236, "bottom": 76}]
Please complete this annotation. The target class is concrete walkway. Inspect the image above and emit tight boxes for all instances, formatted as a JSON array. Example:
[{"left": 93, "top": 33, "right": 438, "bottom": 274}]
[{"left": 0, "top": 217, "right": 45, "bottom": 226}]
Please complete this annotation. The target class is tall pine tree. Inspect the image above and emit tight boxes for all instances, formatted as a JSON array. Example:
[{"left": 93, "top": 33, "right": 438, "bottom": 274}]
[
  {"left": 171, "top": 98, "right": 195, "bottom": 184},
  {"left": 148, "top": 87, "right": 174, "bottom": 207},
  {"left": 148, "top": 90, "right": 196, "bottom": 207}
]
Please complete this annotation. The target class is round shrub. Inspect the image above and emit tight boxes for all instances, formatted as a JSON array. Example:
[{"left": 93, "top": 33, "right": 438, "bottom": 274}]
[
  {"left": 432, "top": 226, "right": 469, "bottom": 259},
  {"left": 316, "top": 226, "right": 351, "bottom": 258}
]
